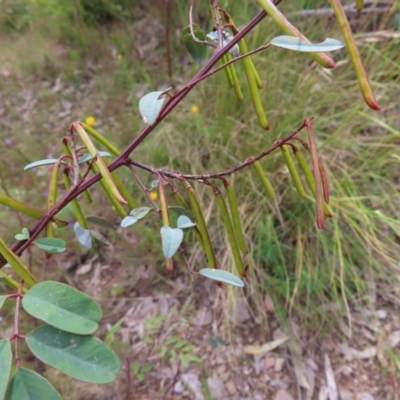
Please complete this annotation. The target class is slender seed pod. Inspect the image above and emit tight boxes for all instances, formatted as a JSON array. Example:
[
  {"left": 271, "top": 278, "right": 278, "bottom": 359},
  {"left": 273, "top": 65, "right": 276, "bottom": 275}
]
[
  {"left": 295, "top": 149, "right": 332, "bottom": 218},
  {"left": 0, "top": 194, "right": 67, "bottom": 227},
  {"left": 318, "top": 159, "right": 330, "bottom": 204},
  {"left": 45, "top": 161, "right": 61, "bottom": 257},
  {"left": 158, "top": 180, "right": 174, "bottom": 274},
  {"left": 173, "top": 190, "right": 205, "bottom": 249},
  {"left": 62, "top": 138, "right": 92, "bottom": 204},
  {"left": 227, "top": 17, "right": 263, "bottom": 88},
  {"left": 225, "top": 53, "right": 244, "bottom": 101},
  {"left": 237, "top": 39, "right": 269, "bottom": 130},
  {"left": 73, "top": 123, "right": 127, "bottom": 205},
  {"left": 63, "top": 171, "right": 90, "bottom": 229},
  {"left": 215, "top": 188, "right": 246, "bottom": 277},
  {"left": 183, "top": 181, "right": 217, "bottom": 269},
  {"left": 327, "top": 0, "right": 380, "bottom": 110},
  {"left": 356, "top": 0, "right": 364, "bottom": 12},
  {"left": 221, "top": 54, "right": 234, "bottom": 87},
  {"left": 81, "top": 123, "right": 120, "bottom": 156},
  {"left": 224, "top": 182, "right": 248, "bottom": 254},
  {"left": 91, "top": 164, "right": 127, "bottom": 218},
  {"left": 281, "top": 145, "right": 306, "bottom": 197},
  {"left": 253, "top": 160, "right": 276, "bottom": 200},
  {"left": 256, "top": 0, "right": 335, "bottom": 69}
]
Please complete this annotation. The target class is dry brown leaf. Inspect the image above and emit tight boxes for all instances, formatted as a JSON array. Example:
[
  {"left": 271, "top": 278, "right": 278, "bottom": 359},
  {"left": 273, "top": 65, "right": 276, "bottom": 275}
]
[{"left": 243, "top": 336, "right": 289, "bottom": 355}]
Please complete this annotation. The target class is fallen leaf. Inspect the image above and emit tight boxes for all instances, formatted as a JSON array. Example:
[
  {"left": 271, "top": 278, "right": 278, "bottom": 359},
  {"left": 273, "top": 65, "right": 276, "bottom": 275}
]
[{"left": 244, "top": 336, "right": 288, "bottom": 355}]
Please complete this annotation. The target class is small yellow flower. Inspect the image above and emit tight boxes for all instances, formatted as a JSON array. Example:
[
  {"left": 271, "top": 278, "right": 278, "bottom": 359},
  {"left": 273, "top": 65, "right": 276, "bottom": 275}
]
[
  {"left": 190, "top": 105, "right": 199, "bottom": 114},
  {"left": 84, "top": 116, "right": 96, "bottom": 127},
  {"left": 117, "top": 54, "right": 122, "bottom": 60},
  {"left": 150, "top": 191, "right": 158, "bottom": 200}
]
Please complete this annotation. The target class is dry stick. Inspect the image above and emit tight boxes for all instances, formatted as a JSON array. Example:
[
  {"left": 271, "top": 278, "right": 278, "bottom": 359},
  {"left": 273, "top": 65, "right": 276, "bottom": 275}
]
[
  {"left": 5, "top": 2, "right": 285, "bottom": 264},
  {"left": 127, "top": 119, "right": 310, "bottom": 180}
]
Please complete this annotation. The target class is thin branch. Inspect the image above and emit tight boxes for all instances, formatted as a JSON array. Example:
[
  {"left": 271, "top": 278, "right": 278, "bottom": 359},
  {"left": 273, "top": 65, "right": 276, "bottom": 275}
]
[
  {"left": 189, "top": 5, "right": 216, "bottom": 48},
  {"left": 126, "top": 119, "right": 310, "bottom": 180}
]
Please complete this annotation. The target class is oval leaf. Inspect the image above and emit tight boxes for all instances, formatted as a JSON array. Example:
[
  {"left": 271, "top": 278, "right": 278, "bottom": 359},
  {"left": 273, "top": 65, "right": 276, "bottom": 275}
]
[
  {"left": 270, "top": 35, "right": 344, "bottom": 52},
  {"left": 182, "top": 25, "right": 207, "bottom": 63},
  {"left": 22, "top": 228, "right": 30, "bottom": 239},
  {"left": 130, "top": 207, "right": 152, "bottom": 219},
  {"left": 78, "top": 151, "right": 112, "bottom": 164},
  {"left": 5, "top": 367, "right": 62, "bottom": 400},
  {"left": 0, "top": 340, "right": 12, "bottom": 399},
  {"left": 15, "top": 234, "right": 27, "bottom": 241},
  {"left": 139, "top": 91, "right": 169, "bottom": 125},
  {"left": 24, "top": 159, "right": 60, "bottom": 171},
  {"left": 120, "top": 216, "right": 137, "bottom": 228},
  {"left": 74, "top": 222, "right": 92, "bottom": 248},
  {"left": 34, "top": 238, "right": 66, "bottom": 254},
  {"left": 198, "top": 268, "right": 245, "bottom": 287},
  {"left": 160, "top": 226, "right": 183, "bottom": 258},
  {"left": 85, "top": 215, "right": 114, "bottom": 229},
  {"left": 26, "top": 325, "right": 120, "bottom": 384},
  {"left": 90, "top": 230, "right": 110, "bottom": 247},
  {"left": 177, "top": 215, "right": 196, "bottom": 229},
  {"left": 22, "top": 281, "right": 102, "bottom": 334}
]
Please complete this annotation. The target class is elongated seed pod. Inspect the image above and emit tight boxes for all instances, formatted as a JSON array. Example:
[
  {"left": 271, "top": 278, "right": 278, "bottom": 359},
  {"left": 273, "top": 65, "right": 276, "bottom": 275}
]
[
  {"left": 62, "top": 139, "right": 92, "bottom": 204},
  {"left": 327, "top": 0, "right": 380, "bottom": 110},
  {"left": 253, "top": 160, "right": 276, "bottom": 200},
  {"left": 318, "top": 159, "right": 330, "bottom": 204},
  {"left": 0, "top": 194, "right": 67, "bottom": 227},
  {"left": 225, "top": 53, "right": 244, "bottom": 101},
  {"left": 184, "top": 181, "right": 217, "bottom": 269},
  {"left": 281, "top": 145, "right": 306, "bottom": 197},
  {"left": 256, "top": 0, "right": 335, "bottom": 68},
  {"left": 173, "top": 191, "right": 205, "bottom": 249},
  {"left": 91, "top": 164, "right": 127, "bottom": 218},
  {"left": 221, "top": 54, "right": 234, "bottom": 87},
  {"left": 237, "top": 39, "right": 269, "bottom": 130},
  {"left": 295, "top": 150, "right": 332, "bottom": 218},
  {"left": 215, "top": 189, "right": 246, "bottom": 277},
  {"left": 63, "top": 171, "right": 90, "bottom": 229},
  {"left": 227, "top": 16, "right": 263, "bottom": 88},
  {"left": 356, "top": 0, "right": 364, "bottom": 12},
  {"left": 225, "top": 182, "right": 248, "bottom": 253}
]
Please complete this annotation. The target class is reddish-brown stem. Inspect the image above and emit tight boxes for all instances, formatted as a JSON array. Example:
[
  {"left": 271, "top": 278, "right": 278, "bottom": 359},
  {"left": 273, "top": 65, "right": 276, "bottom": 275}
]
[{"left": 10, "top": 280, "right": 25, "bottom": 366}]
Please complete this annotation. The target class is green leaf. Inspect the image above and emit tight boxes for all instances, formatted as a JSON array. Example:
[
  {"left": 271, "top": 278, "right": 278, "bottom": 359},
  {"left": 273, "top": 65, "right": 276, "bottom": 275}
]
[
  {"left": 174, "top": 340, "right": 189, "bottom": 349},
  {"left": 185, "top": 353, "right": 202, "bottom": 363},
  {"left": 141, "top": 363, "right": 152, "bottom": 373},
  {"left": 144, "top": 337, "right": 154, "bottom": 344},
  {"left": 130, "top": 207, "right": 152, "bottom": 219},
  {"left": 198, "top": 268, "right": 245, "bottom": 287},
  {"left": 34, "top": 238, "right": 66, "bottom": 254},
  {"left": 179, "top": 353, "right": 189, "bottom": 368},
  {"left": 90, "top": 230, "right": 110, "bottom": 247},
  {"left": 165, "top": 335, "right": 180, "bottom": 345},
  {"left": 5, "top": 367, "right": 62, "bottom": 400},
  {"left": 160, "top": 226, "right": 183, "bottom": 258},
  {"left": 120, "top": 216, "right": 137, "bottom": 228},
  {"left": 0, "top": 295, "right": 7, "bottom": 310},
  {"left": 26, "top": 325, "right": 120, "bottom": 384},
  {"left": 78, "top": 151, "right": 112, "bottom": 164},
  {"left": 139, "top": 90, "right": 170, "bottom": 125},
  {"left": 207, "top": 337, "right": 217, "bottom": 348},
  {"left": 182, "top": 25, "right": 207, "bottom": 64},
  {"left": 74, "top": 222, "right": 92, "bottom": 248},
  {"left": 168, "top": 206, "right": 195, "bottom": 221},
  {"left": 136, "top": 373, "right": 145, "bottom": 381},
  {"left": 182, "top": 344, "right": 196, "bottom": 352},
  {"left": 177, "top": 215, "right": 196, "bottom": 229},
  {"left": 132, "top": 360, "right": 140, "bottom": 375},
  {"left": 0, "top": 340, "right": 12, "bottom": 399},
  {"left": 24, "top": 159, "right": 61, "bottom": 171},
  {"left": 270, "top": 35, "right": 344, "bottom": 52},
  {"left": 160, "top": 346, "right": 168, "bottom": 358},
  {"left": 14, "top": 234, "right": 27, "bottom": 241},
  {"left": 85, "top": 215, "right": 114, "bottom": 229},
  {"left": 22, "top": 281, "right": 102, "bottom": 335}
]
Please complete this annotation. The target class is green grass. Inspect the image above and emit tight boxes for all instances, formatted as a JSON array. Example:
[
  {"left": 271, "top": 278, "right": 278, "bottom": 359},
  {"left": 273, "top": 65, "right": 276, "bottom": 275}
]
[{"left": 0, "top": 0, "right": 400, "bottom": 396}]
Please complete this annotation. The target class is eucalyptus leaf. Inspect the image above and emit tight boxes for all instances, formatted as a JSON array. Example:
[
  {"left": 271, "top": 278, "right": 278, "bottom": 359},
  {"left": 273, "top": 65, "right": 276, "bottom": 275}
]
[
  {"left": 130, "top": 207, "right": 152, "bottom": 219},
  {"left": 34, "top": 238, "right": 66, "bottom": 254},
  {"left": 78, "top": 151, "right": 112, "bottom": 164},
  {"left": 26, "top": 325, "right": 120, "bottom": 384},
  {"left": 160, "top": 226, "right": 183, "bottom": 258},
  {"left": 198, "top": 268, "right": 245, "bottom": 287},
  {"left": 5, "top": 367, "right": 62, "bottom": 400},
  {"left": 0, "top": 339, "right": 12, "bottom": 399},
  {"left": 270, "top": 35, "right": 344, "bottom": 52},
  {"left": 168, "top": 206, "right": 195, "bottom": 221},
  {"left": 22, "top": 281, "right": 102, "bottom": 334},
  {"left": 74, "top": 222, "right": 92, "bottom": 248},
  {"left": 90, "top": 230, "right": 110, "bottom": 246},
  {"left": 182, "top": 24, "right": 207, "bottom": 63},
  {"left": 177, "top": 215, "right": 196, "bottom": 229},
  {"left": 24, "top": 159, "right": 60, "bottom": 171},
  {"left": 139, "top": 90, "right": 170, "bottom": 125},
  {"left": 85, "top": 215, "right": 114, "bottom": 229}
]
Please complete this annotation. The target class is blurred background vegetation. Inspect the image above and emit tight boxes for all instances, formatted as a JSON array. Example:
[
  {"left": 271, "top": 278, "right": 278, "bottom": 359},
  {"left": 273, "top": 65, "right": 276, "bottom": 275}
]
[{"left": 0, "top": 0, "right": 399, "bottom": 397}]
